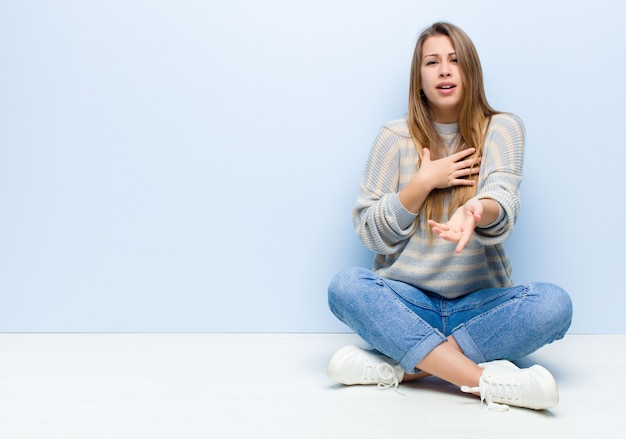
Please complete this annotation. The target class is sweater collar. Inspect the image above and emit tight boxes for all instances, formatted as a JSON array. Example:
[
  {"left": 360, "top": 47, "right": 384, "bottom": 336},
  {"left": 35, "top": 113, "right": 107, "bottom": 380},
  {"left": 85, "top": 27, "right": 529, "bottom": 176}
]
[{"left": 433, "top": 121, "right": 459, "bottom": 135}]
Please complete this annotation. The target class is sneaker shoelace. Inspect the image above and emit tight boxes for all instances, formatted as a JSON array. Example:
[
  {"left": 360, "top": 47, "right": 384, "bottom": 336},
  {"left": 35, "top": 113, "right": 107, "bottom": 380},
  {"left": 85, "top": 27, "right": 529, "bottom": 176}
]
[
  {"left": 461, "top": 382, "right": 511, "bottom": 412},
  {"left": 371, "top": 363, "right": 405, "bottom": 397}
]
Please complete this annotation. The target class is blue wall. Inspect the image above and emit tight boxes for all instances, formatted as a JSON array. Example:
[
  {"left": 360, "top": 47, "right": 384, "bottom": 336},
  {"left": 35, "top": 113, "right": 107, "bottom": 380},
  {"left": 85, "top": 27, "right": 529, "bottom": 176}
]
[{"left": 0, "top": 0, "right": 623, "bottom": 333}]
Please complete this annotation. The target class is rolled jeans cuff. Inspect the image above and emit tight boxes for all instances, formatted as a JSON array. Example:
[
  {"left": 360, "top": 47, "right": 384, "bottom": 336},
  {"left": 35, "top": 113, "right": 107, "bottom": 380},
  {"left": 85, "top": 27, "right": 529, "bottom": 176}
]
[{"left": 399, "top": 328, "right": 447, "bottom": 373}]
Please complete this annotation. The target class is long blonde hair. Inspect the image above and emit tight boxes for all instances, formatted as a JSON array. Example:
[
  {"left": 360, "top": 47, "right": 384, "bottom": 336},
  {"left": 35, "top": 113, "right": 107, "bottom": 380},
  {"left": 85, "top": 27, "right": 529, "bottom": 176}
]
[{"left": 408, "top": 22, "right": 498, "bottom": 223}]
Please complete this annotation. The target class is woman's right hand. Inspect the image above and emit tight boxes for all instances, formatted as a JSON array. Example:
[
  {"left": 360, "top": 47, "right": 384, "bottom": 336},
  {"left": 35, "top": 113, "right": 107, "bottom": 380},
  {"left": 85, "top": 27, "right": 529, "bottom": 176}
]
[
  {"left": 418, "top": 147, "right": 481, "bottom": 191},
  {"left": 399, "top": 147, "right": 481, "bottom": 214}
]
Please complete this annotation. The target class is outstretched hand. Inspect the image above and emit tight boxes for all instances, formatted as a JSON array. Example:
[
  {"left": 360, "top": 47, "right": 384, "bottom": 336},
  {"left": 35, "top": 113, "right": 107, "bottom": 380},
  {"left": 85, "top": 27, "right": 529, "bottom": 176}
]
[{"left": 428, "top": 198, "right": 483, "bottom": 253}]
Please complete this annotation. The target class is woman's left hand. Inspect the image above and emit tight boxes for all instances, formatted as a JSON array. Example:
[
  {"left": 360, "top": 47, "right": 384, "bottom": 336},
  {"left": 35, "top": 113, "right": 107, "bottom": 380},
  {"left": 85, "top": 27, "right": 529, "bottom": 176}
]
[{"left": 428, "top": 198, "right": 483, "bottom": 253}]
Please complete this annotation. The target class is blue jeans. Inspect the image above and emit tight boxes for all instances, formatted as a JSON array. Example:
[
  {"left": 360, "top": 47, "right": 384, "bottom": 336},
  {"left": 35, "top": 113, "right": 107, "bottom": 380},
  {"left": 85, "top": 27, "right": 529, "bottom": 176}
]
[{"left": 328, "top": 267, "right": 573, "bottom": 373}]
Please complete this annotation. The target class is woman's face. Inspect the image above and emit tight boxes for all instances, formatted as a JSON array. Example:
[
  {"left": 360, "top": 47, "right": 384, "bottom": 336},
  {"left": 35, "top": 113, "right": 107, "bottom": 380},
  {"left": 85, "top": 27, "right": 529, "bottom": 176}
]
[{"left": 420, "top": 35, "right": 463, "bottom": 123}]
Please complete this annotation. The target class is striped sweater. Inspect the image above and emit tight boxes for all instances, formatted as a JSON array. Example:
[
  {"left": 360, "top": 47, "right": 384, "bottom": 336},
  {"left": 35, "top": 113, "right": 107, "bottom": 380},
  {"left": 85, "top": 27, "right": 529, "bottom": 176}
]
[{"left": 353, "top": 112, "right": 524, "bottom": 298}]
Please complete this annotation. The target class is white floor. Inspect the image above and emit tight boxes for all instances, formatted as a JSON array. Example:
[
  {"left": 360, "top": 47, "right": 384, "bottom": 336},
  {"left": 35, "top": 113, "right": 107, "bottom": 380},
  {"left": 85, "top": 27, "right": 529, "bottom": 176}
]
[{"left": 0, "top": 333, "right": 623, "bottom": 438}]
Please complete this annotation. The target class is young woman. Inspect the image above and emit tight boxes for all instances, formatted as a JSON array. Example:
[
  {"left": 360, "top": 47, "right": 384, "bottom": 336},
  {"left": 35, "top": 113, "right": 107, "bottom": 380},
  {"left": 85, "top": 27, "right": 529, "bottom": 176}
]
[{"left": 326, "top": 22, "right": 573, "bottom": 411}]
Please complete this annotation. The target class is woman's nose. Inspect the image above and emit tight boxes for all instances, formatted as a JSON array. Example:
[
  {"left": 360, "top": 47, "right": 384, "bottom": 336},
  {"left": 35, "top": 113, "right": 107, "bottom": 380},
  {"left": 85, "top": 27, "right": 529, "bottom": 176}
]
[{"left": 439, "top": 62, "right": 452, "bottom": 78}]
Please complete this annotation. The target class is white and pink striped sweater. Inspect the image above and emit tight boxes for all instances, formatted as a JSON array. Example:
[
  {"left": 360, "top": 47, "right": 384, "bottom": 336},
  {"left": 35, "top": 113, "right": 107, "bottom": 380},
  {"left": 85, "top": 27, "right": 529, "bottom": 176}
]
[{"left": 353, "top": 112, "right": 524, "bottom": 298}]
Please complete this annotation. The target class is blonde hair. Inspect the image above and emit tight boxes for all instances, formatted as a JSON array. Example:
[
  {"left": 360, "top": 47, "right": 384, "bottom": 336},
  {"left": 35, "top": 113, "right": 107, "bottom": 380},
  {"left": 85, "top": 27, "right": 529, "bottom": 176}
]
[{"left": 408, "top": 22, "right": 498, "bottom": 223}]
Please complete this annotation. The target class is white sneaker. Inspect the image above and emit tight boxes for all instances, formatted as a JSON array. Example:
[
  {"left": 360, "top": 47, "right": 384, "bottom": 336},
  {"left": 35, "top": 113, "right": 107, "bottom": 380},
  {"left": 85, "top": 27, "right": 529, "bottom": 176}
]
[
  {"left": 327, "top": 345, "right": 404, "bottom": 391},
  {"left": 478, "top": 359, "right": 518, "bottom": 369},
  {"left": 462, "top": 361, "right": 559, "bottom": 411}
]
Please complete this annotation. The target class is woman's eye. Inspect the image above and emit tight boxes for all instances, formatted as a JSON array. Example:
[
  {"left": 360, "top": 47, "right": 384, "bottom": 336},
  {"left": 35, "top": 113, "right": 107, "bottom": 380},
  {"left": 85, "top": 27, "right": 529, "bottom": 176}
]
[
  {"left": 451, "top": 58, "right": 458, "bottom": 64},
  {"left": 426, "top": 60, "right": 437, "bottom": 66}
]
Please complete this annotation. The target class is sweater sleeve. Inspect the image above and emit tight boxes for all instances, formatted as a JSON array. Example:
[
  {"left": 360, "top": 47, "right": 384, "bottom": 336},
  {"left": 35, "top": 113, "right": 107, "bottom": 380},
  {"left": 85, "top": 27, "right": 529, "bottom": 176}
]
[
  {"left": 352, "top": 125, "right": 419, "bottom": 255},
  {"left": 473, "top": 113, "right": 525, "bottom": 244}
]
